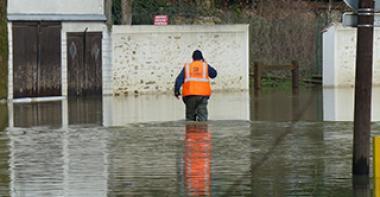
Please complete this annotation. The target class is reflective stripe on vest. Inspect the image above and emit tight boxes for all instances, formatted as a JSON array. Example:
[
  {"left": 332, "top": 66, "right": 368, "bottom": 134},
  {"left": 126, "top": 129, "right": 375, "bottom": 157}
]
[{"left": 184, "top": 63, "right": 209, "bottom": 83}]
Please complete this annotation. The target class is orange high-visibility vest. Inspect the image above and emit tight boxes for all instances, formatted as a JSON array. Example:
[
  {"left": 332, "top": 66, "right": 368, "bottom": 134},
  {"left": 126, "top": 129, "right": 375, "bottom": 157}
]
[{"left": 182, "top": 61, "right": 211, "bottom": 96}]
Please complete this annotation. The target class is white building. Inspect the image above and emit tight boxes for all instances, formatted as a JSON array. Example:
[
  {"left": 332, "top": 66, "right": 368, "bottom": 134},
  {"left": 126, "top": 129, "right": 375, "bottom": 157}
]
[
  {"left": 7, "top": 0, "right": 250, "bottom": 100},
  {"left": 7, "top": 0, "right": 112, "bottom": 100},
  {"left": 323, "top": 23, "right": 380, "bottom": 87}
]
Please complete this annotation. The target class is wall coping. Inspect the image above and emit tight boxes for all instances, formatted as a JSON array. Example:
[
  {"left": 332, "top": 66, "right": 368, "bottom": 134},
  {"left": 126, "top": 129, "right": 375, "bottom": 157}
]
[{"left": 112, "top": 24, "right": 249, "bottom": 34}]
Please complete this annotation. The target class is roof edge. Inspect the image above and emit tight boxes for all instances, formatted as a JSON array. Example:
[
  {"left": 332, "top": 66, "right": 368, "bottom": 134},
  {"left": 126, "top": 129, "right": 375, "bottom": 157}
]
[{"left": 8, "top": 14, "right": 107, "bottom": 21}]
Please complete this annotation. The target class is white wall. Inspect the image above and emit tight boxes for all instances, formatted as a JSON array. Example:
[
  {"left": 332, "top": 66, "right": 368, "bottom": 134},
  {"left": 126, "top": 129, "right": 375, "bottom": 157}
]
[
  {"left": 322, "top": 25, "right": 336, "bottom": 87},
  {"left": 323, "top": 24, "right": 380, "bottom": 87},
  {"left": 8, "top": 0, "right": 104, "bottom": 15},
  {"left": 112, "top": 25, "right": 249, "bottom": 95},
  {"left": 7, "top": 22, "right": 13, "bottom": 100},
  {"left": 61, "top": 22, "right": 112, "bottom": 96}
]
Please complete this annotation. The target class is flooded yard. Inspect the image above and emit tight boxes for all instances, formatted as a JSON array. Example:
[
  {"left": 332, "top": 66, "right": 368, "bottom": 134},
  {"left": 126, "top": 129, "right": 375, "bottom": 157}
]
[{"left": 0, "top": 87, "right": 379, "bottom": 196}]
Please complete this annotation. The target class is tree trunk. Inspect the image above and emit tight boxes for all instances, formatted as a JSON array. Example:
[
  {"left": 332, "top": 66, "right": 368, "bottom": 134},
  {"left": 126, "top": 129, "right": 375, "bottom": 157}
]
[
  {"left": 0, "top": 0, "right": 7, "bottom": 99},
  {"left": 194, "top": 0, "right": 213, "bottom": 9},
  {"left": 121, "top": 0, "right": 133, "bottom": 25},
  {"left": 105, "top": 0, "right": 113, "bottom": 30}
]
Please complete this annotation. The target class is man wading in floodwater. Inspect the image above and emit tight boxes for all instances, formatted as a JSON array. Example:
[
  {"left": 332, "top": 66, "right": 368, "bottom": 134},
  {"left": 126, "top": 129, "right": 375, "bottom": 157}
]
[{"left": 174, "top": 50, "right": 217, "bottom": 121}]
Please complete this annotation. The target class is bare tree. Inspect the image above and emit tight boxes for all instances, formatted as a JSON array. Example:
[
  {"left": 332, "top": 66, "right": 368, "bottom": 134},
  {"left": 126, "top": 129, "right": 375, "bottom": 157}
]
[
  {"left": 195, "top": 0, "right": 214, "bottom": 9},
  {"left": 121, "top": 0, "right": 133, "bottom": 25}
]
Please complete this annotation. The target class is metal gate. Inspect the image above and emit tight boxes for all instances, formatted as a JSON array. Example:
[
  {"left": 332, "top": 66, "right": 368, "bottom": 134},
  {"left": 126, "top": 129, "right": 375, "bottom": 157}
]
[
  {"left": 67, "top": 32, "right": 102, "bottom": 96},
  {"left": 12, "top": 22, "right": 62, "bottom": 98}
]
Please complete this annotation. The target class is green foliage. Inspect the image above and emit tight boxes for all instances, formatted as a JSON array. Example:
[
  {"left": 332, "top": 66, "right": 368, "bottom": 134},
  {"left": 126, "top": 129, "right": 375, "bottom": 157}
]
[
  {"left": 132, "top": 0, "right": 173, "bottom": 24},
  {"left": 130, "top": 0, "right": 202, "bottom": 24},
  {"left": 112, "top": 0, "right": 122, "bottom": 25},
  {"left": 0, "top": 0, "right": 7, "bottom": 99},
  {"left": 261, "top": 77, "right": 293, "bottom": 89},
  {"left": 254, "top": 77, "right": 308, "bottom": 93},
  {"left": 241, "top": 5, "right": 330, "bottom": 77}
]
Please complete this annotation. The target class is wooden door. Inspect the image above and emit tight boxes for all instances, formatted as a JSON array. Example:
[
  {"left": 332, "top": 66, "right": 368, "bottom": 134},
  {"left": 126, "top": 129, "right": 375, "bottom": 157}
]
[
  {"left": 12, "top": 22, "right": 61, "bottom": 98},
  {"left": 12, "top": 22, "right": 38, "bottom": 98},
  {"left": 38, "top": 22, "right": 62, "bottom": 96},
  {"left": 67, "top": 33, "right": 84, "bottom": 96},
  {"left": 67, "top": 32, "right": 102, "bottom": 97}
]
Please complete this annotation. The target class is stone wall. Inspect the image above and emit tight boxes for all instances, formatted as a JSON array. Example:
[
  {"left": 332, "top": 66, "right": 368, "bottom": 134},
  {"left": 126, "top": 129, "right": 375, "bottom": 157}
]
[{"left": 112, "top": 25, "right": 249, "bottom": 95}]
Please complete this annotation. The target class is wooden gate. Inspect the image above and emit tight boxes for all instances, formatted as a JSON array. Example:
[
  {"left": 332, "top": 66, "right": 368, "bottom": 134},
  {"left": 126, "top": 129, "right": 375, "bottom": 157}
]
[
  {"left": 12, "top": 22, "right": 61, "bottom": 98},
  {"left": 67, "top": 32, "right": 102, "bottom": 96}
]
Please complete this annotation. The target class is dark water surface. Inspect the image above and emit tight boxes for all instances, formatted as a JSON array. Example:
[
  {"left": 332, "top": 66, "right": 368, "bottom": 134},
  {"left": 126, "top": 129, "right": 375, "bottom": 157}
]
[{"left": 0, "top": 87, "right": 378, "bottom": 196}]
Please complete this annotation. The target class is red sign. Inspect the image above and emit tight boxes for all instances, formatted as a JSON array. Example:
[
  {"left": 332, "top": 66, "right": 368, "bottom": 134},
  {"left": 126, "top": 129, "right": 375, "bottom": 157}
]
[{"left": 154, "top": 15, "right": 169, "bottom": 25}]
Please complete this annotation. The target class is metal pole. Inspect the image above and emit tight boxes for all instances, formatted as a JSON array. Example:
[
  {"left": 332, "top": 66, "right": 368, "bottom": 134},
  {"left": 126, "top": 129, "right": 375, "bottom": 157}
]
[
  {"left": 253, "top": 62, "right": 261, "bottom": 91},
  {"left": 353, "top": 0, "right": 374, "bottom": 176}
]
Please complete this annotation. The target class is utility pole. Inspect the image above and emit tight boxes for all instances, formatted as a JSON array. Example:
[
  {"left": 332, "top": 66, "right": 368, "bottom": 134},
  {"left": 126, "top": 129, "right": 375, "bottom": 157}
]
[{"left": 353, "top": 0, "right": 374, "bottom": 176}]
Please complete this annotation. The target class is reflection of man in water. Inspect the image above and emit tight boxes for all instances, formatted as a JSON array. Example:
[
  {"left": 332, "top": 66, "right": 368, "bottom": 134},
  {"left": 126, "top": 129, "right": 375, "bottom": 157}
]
[{"left": 184, "top": 123, "right": 212, "bottom": 196}]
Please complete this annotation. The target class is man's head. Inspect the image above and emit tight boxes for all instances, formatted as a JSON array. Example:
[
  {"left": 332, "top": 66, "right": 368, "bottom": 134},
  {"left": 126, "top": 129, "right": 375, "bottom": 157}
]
[{"left": 192, "top": 50, "right": 204, "bottom": 61}]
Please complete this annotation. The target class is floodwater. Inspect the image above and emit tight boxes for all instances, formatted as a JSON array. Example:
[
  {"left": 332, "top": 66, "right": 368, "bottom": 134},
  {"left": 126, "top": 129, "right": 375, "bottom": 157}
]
[{"left": 0, "top": 87, "right": 379, "bottom": 196}]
